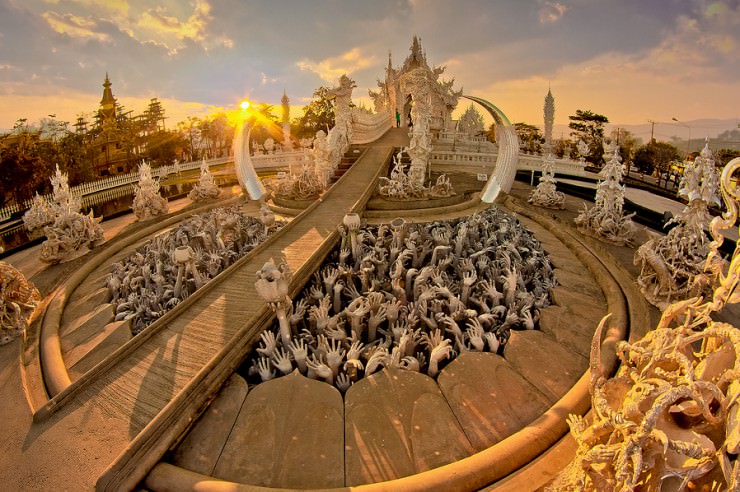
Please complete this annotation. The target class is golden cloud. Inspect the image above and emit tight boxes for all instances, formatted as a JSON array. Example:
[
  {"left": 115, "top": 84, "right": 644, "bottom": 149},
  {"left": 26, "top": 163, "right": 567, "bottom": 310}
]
[
  {"left": 296, "top": 48, "right": 377, "bottom": 83},
  {"left": 136, "top": 0, "right": 211, "bottom": 47},
  {"left": 42, "top": 11, "right": 111, "bottom": 42}
]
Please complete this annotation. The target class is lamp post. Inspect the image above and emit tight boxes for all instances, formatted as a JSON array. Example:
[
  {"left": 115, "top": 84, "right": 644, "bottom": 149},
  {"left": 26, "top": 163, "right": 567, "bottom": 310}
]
[{"left": 672, "top": 117, "right": 691, "bottom": 156}]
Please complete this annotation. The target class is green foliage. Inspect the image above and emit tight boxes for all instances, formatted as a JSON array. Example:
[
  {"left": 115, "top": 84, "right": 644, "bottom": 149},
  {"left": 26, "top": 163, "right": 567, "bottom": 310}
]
[
  {"left": 247, "top": 104, "right": 281, "bottom": 147},
  {"left": 553, "top": 137, "right": 575, "bottom": 159},
  {"left": 486, "top": 123, "right": 497, "bottom": 143},
  {"left": 633, "top": 141, "right": 681, "bottom": 175},
  {"left": 293, "top": 86, "right": 335, "bottom": 139},
  {"left": 145, "top": 130, "right": 187, "bottom": 167},
  {"left": 0, "top": 126, "right": 52, "bottom": 206},
  {"left": 715, "top": 148, "right": 740, "bottom": 165},
  {"left": 514, "top": 122, "right": 544, "bottom": 154},
  {"left": 569, "top": 109, "right": 609, "bottom": 165}
]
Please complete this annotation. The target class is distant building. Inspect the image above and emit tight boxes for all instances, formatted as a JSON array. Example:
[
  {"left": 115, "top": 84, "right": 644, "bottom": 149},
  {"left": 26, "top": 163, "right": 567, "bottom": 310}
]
[
  {"left": 369, "top": 36, "right": 462, "bottom": 133},
  {"left": 90, "top": 74, "right": 168, "bottom": 177}
]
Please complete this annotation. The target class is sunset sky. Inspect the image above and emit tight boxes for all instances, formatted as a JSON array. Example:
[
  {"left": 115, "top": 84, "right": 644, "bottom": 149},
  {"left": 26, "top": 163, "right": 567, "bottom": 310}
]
[{"left": 1, "top": 0, "right": 738, "bottom": 142}]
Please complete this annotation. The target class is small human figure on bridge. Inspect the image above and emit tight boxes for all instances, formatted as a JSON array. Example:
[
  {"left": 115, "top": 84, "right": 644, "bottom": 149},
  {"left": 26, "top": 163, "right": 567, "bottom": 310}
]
[{"left": 395, "top": 111, "right": 400, "bottom": 127}]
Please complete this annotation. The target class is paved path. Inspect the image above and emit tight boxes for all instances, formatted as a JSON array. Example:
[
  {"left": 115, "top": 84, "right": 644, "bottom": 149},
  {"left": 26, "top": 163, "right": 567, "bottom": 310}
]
[
  {"left": 4, "top": 131, "right": 400, "bottom": 491},
  {"left": 558, "top": 178, "right": 738, "bottom": 242}
]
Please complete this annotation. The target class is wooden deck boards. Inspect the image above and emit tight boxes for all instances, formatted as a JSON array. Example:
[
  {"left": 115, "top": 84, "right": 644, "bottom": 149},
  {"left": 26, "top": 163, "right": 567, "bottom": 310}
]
[{"left": 75, "top": 143, "right": 393, "bottom": 436}]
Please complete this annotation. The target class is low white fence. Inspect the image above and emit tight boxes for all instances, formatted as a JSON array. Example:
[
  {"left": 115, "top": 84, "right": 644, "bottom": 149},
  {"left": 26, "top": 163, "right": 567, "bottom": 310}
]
[
  {"left": 0, "top": 157, "right": 228, "bottom": 222},
  {"left": 1, "top": 143, "right": 587, "bottom": 225},
  {"left": 517, "top": 154, "right": 588, "bottom": 177}
]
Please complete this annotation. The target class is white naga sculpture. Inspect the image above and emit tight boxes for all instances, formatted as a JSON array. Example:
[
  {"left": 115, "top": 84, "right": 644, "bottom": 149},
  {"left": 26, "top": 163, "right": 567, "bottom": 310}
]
[
  {"left": 0, "top": 248, "right": 41, "bottom": 344},
  {"left": 247, "top": 207, "right": 556, "bottom": 391},
  {"left": 311, "top": 129, "right": 332, "bottom": 188},
  {"left": 24, "top": 165, "right": 105, "bottom": 263},
  {"left": 635, "top": 142, "right": 723, "bottom": 309},
  {"left": 378, "top": 148, "right": 455, "bottom": 200},
  {"left": 132, "top": 161, "right": 169, "bottom": 220},
  {"left": 255, "top": 259, "right": 293, "bottom": 348},
  {"left": 188, "top": 159, "right": 220, "bottom": 202},
  {"left": 529, "top": 152, "right": 565, "bottom": 209},
  {"left": 457, "top": 103, "right": 485, "bottom": 138},
  {"left": 108, "top": 206, "right": 283, "bottom": 334},
  {"left": 327, "top": 74, "right": 356, "bottom": 173},
  {"left": 405, "top": 68, "right": 434, "bottom": 186},
  {"left": 575, "top": 148, "right": 636, "bottom": 245},
  {"left": 552, "top": 157, "right": 740, "bottom": 492},
  {"left": 529, "top": 88, "right": 565, "bottom": 209}
]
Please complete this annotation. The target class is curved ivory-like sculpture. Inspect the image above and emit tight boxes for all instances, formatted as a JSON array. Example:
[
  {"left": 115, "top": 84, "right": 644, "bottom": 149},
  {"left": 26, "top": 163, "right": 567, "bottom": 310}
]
[
  {"left": 462, "top": 95, "right": 519, "bottom": 202},
  {"left": 233, "top": 121, "right": 266, "bottom": 201},
  {"left": 552, "top": 157, "right": 740, "bottom": 491}
]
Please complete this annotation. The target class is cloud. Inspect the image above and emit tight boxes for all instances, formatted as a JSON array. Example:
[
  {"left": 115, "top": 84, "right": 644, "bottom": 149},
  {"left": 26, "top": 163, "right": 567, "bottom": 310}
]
[
  {"left": 260, "top": 72, "right": 278, "bottom": 86},
  {"left": 41, "top": 11, "right": 111, "bottom": 42},
  {"left": 136, "top": 0, "right": 212, "bottom": 51},
  {"left": 538, "top": 1, "right": 568, "bottom": 24},
  {"left": 296, "top": 47, "right": 377, "bottom": 83},
  {"left": 37, "top": 0, "right": 220, "bottom": 55}
]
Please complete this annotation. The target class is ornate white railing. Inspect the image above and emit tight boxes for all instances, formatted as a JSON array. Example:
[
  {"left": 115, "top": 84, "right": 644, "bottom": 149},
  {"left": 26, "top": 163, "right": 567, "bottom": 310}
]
[
  {"left": 0, "top": 157, "right": 230, "bottom": 223},
  {"left": 518, "top": 154, "right": 588, "bottom": 176},
  {"left": 430, "top": 150, "right": 496, "bottom": 167},
  {"left": 351, "top": 110, "right": 392, "bottom": 144},
  {"left": 250, "top": 151, "right": 307, "bottom": 169}
]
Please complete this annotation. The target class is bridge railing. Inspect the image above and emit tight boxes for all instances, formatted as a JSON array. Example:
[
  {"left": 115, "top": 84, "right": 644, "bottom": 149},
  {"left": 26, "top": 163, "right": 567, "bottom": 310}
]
[{"left": 351, "top": 110, "right": 392, "bottom": 145}]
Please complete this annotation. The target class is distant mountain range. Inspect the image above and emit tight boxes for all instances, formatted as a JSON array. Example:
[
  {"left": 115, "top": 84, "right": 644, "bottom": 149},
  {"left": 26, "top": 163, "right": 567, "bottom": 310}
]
[{"left": 553, "top": 118, "right": 740, "bottom": 150}]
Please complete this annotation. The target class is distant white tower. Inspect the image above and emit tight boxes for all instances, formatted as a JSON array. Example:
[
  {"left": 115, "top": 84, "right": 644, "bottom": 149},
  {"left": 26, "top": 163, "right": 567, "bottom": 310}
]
[
  {"left": 543, "top": 87, "right": 554, "bottom": 152},
  {"left": 281, "top": 89, "right": 292, "bottom": 149}
]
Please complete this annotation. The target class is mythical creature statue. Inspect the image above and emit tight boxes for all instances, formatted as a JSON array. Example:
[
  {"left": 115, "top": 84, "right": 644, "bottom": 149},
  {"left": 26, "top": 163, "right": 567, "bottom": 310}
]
[
  {"left": 529, "top": 153, "right": 566, "bottom": 209},
  {"left": 24, "top": 165, "right": 105, "bottom": 264},
  {"left": 574, "top": 148, "right": 636, "bottom": 245},
  {"left": 634, "top": 142, "right": 724, "bottom": 309},
  {"left": 246, "top": 207, "right": 556, "bottom": 391},
  {"left": 188, "top": 159, "right": 220, "bottom": 202},
  {"left": 326, "top": 74, "right": 356, "bottom": 172},
  {"left": 0, "top": 248, "right": 41, "bottom": 344},
  {"left": 378, "top": 148, "right": 455, "bottom": 200},
  {"left": 132, "top": 161, "right": 169, "bottom": 220},
  {"left": 551, "top": 157, "right": 740, "bottom": 491}
]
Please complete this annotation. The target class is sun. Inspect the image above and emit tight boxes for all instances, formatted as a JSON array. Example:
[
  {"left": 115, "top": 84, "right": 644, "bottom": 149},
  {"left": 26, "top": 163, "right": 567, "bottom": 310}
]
[{"left": 239, "top": 100, "right": 250, "bottom": 110}]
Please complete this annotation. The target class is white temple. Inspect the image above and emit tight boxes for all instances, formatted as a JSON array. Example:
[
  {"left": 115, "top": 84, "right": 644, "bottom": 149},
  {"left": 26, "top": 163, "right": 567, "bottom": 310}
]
[{"left": 369, "top": 36, "right": 462, "bottom": 133}]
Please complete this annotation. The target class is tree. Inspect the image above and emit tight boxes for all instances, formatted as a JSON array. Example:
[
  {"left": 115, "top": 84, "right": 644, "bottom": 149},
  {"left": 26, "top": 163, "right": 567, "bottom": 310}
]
[
  {"left": 633, "top": 141, "right": 681, "bottom": 176},
  {"left": 553, "top": 137, "right": 574, "bottom": 159},
  {"left": 569, "top": 109, "right": 609, "bottom": 165},
  {"left": 0, "top": 119, "right": 52, "bottom": 205},
  {"left": 248, "top": 104, "right": 280, "bottom": 148},
  {"left": 610, "top": 128, "right": 641, "bottom": 174},
  {"left": 715, "top": 148, "right": 740, "bottom": 166},
  {"left": 486, "top": 123, "right": 497, "bottom": 143},
  {"left": 294, "top": 86, "right": 335, "bottom": 139},
  {"left": 514, "top": 122, "right": 544, "bottom": 154}
]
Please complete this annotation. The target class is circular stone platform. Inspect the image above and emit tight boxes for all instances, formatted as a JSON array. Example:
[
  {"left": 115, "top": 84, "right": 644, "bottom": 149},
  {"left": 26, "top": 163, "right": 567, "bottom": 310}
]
[
  {"left": 18, "top": 182, "right": 652, "bottom": 491},
  {"left": 139, "top": 197, "right": 650, "bottom": 491}
]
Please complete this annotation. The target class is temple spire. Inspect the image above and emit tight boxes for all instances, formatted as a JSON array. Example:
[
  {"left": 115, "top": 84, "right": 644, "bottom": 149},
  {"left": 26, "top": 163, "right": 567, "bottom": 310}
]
[
  {"left": 99, "top": 73, "right": 117, "bottom": 122},
  {"left": 281, "top": 89, "right": 290, "bottom": 124}
]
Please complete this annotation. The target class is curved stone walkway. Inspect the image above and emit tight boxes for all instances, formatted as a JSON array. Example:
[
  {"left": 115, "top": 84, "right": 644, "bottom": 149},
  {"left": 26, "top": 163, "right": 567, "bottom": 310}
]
[
  {"left": 6, "top": 132, "right": 399, "bottom": 492},
  {"left": 142, "top": 193, "right": 650, "bottom": 491}
]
